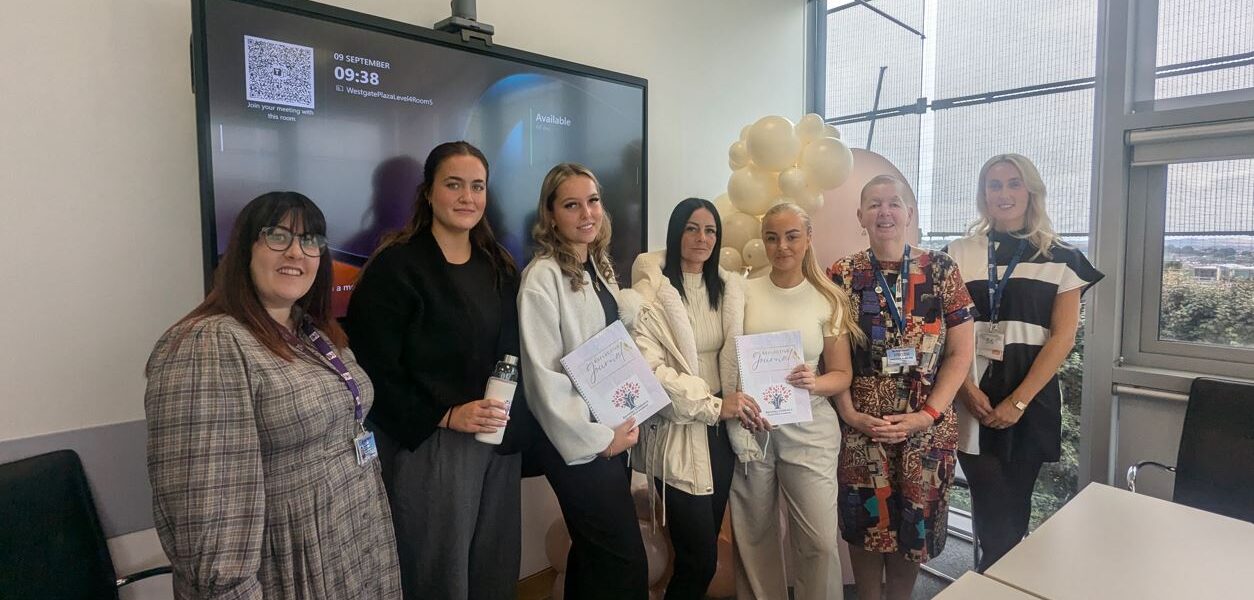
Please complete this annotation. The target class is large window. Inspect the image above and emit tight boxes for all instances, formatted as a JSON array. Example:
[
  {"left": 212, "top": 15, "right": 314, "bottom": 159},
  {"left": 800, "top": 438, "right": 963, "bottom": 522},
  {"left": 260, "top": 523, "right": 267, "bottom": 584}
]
[
  {"left": 815, "top": 0, "right": 1254, "bottom": 531},
  {"left": 820, "top": 0, "right": 1101, "bottom": 531},
  {"left": 1124, "top": 143, "right": 1254, "bottom": 376}
]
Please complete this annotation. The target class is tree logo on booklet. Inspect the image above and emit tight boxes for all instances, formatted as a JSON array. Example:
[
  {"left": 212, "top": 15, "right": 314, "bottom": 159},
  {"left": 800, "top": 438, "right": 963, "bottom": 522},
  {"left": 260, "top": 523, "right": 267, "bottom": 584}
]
[
  {"left": 763, "top": 384, "right": 793, "bottom": 411},
  {"left": 612, "top": 379, "right": 643, "bottom": 410}
]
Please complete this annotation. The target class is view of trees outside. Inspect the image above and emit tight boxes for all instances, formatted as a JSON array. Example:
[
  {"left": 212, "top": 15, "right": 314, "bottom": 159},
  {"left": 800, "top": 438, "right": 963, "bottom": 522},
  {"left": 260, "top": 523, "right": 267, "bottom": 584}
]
[{"left": 824, "top": 0, "right": 1253, "bottom": 530}]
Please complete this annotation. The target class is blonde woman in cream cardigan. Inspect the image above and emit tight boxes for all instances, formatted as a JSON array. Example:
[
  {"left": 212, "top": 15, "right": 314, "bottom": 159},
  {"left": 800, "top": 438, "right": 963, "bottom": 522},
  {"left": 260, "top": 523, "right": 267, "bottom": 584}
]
[
  {"left": 621, "top": 198, "right": 764, "bottom": 600},
  {"left": 518, "top": 162, "right": 647, "bottom": 599}
]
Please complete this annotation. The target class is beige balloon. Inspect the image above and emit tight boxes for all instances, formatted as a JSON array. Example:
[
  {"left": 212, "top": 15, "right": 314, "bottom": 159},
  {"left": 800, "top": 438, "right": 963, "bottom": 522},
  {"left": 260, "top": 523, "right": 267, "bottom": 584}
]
[
  {"left": 722, "top": 211, "right": 761, "bottom": 255},
  {"left": 727, "top": 168, "right": 774, "bottom": 216},
  {"left": 778, "top": 167, "right": 808, "bottom": 200},
  {"left": 719, "top": 247, "right": 745, "bottom": 271},
  {"left": 801, "top": 136, "right": 854, "bottom": 190},
  {"left": 748, "top": 265, "right": 772, "bottom": 279},
  {"left": 754, "top": 164, "right": 783, "bottom": 199},
  {"left": 640, "top": 521, "right": 670, "bottom": 585},
  {"left": 742, "top": 238, "right": 768, "bottom": 269},
  {"left": 794, "top": 192, "right": 824, "bottom": 214},
  {"left": 746, "top": 115, "right": 801, "bottom": 171},
  {"left": 706, "top": 537, "right": 736, "bottom": 597},
  {"left": 796, "top": 113, "right": 825, "bottom": 143},
  {"left": 729, "top": 140, "right": 750, "bottom": 170},
  {"left": 551, "top": 576, "right": 565, "bottom": 600},
  {"left": 823, "top": 123, "right": 841, "bottom": 139},
  {"left": 713, "top": 193, "right": 735, "bottom": 220},
  {"left": 739, "top": 124, "right": 752, "bottom": 141},
  {"left": 809, "top": 148, "right": 920, "bottom": 268},
  {"left": 544, "top": 518, "right": 571, "bottom": 573}
]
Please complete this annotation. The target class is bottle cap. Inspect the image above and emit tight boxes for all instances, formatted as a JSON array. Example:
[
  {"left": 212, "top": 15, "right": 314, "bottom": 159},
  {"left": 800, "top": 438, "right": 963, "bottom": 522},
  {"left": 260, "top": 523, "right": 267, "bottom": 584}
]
[{"left": 503, "top": 354, "right": 519, "bottom": 365}]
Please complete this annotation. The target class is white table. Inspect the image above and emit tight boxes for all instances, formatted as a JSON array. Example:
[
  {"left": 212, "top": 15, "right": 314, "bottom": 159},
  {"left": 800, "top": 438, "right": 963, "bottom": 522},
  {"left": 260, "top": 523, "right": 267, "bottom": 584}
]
[
  {"left": 985, "top": 483, "right": 1254, "bottom": 599},
  {"left": 934, "top": 571, "right": 1040, "bottom": 599}
]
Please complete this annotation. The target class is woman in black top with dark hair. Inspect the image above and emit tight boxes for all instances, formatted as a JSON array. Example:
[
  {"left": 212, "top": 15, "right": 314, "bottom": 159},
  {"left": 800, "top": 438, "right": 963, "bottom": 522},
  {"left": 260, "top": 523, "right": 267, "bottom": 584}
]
[{"left": 346, "top": 141, "right": 530, "bottom": 600}]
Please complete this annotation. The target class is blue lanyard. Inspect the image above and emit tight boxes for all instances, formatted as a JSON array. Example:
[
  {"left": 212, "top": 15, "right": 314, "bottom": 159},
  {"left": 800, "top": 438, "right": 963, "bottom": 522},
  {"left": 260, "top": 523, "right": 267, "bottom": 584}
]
[
  {"left": 987, "top": 237, "right": 1028, "bottom": 325},
  {"left": 868, "top": 244, "right": 911, "bottom": 333}
]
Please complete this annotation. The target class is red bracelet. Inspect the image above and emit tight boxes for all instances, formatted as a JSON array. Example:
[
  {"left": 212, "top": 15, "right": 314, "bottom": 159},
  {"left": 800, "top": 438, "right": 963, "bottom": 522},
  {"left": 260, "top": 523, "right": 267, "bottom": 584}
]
[{"left": 920, "top": 404, "right": 941, "bottom": 421}]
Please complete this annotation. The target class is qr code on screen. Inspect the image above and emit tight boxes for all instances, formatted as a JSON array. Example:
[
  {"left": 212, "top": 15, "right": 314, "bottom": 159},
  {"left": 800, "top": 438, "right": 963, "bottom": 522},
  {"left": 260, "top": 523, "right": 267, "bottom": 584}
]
[{"left": 244, "top": 35, "right": 315, "bottom": 109}]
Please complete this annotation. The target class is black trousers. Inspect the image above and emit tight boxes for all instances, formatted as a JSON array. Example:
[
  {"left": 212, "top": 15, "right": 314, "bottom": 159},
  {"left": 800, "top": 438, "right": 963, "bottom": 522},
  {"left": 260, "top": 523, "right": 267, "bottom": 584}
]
[
  {"left": 655, "top": 422, "right": 735, "bottom": 600},
  {"left": 535, "top": 438, "right": 648, "bottom": 600},
  {"left": 958, "top": 451, "right": 1045, "bottom": 572}
]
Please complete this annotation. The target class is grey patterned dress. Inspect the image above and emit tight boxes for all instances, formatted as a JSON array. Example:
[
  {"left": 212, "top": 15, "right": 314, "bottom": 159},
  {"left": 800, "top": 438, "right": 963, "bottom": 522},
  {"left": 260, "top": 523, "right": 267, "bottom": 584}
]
[{"left": 145, "top": 314, "right": 401, "bottom": 599}]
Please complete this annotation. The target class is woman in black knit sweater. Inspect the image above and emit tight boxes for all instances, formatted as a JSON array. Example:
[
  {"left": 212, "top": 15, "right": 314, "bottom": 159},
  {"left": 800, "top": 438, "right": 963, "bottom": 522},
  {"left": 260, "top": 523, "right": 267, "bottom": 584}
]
[{"left": 346, "top": 141, "right": 528, "bottom": 600}]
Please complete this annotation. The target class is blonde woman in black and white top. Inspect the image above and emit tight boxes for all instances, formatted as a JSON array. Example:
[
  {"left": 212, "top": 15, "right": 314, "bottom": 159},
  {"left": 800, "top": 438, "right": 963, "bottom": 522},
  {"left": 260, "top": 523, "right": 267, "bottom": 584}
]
[
  {"left": 944, "top": 153, "right": 1102, "bottom": 571},
  {"left": 518, "top": 163, "right": 646, "bottom": 599}
]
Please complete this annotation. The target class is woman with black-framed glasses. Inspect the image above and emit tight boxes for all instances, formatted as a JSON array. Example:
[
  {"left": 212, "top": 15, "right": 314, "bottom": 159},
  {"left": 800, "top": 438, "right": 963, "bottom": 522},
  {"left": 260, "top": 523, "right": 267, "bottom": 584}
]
[{"left": 144, "top": 191, "right": 401, "bottom": 599}]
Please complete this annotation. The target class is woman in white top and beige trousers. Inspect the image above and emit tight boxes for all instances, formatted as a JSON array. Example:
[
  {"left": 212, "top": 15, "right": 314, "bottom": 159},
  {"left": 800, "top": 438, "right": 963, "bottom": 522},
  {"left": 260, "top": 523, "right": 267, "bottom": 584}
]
[{"left": 728, "top": 202, "right": 863, "bottom": 600}]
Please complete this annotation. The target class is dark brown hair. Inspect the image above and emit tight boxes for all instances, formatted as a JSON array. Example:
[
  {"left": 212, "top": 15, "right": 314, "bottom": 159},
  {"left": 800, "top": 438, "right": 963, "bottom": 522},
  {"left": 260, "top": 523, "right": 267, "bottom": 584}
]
[
  {"left": 179, "top": 191, "right": 345, "bottom": 359},
  {"left": 371, "top": 141, "right": 516, "bottom": 281}
]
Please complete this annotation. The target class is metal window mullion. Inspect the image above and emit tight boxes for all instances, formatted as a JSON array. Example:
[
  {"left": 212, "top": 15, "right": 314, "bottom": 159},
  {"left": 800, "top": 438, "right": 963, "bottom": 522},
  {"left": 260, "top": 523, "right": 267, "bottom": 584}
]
[{"left": 1129, "top": 0, "right": 1160, "bottom": 109}]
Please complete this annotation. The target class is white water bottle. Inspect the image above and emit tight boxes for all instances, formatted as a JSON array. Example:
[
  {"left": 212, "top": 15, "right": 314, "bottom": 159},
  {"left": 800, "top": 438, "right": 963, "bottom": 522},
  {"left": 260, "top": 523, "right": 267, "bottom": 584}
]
[{"left": 475, "top": 354, "right": 519, "bottom": 445}]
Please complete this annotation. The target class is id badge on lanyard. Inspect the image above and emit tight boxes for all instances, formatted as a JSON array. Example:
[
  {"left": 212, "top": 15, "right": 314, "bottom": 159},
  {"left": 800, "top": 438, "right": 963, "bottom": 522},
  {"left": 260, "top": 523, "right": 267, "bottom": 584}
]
[
  {"left": 883, "top": 346, "right": 918, "bottom": 371},
  {"left": 870, "top": 245, "right": 917, "bottom": 374},
  {"left": 976, "top": 325, "right": 1006, "bottom": 361},
  {"left": 981, "top": 237, "right": 1027, "bottom": 362},
  {"left": 302, "top": 323, "right": 378, "bottom": 466}
]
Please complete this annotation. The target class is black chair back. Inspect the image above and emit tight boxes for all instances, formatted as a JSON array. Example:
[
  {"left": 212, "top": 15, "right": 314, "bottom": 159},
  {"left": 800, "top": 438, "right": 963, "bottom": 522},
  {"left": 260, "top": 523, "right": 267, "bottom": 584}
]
[
  {"left": 0, "top": 449, "right": 119, "bottom": 599},
  {"left": 1174, "top": 378, "right": 1254, "bottom": 523}
]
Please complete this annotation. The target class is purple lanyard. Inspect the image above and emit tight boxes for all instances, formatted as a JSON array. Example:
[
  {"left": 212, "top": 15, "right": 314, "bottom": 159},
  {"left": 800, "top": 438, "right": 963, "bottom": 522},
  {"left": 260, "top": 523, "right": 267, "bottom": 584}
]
[{"left": 299, "top": 322, "right": 364, "bottom": 429}]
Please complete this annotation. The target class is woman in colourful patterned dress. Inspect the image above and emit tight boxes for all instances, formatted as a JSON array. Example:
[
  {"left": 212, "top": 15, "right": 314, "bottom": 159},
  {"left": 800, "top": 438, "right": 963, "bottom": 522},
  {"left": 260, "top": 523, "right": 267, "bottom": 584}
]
[{"left": 828, "top": 175, "right": 974, "bottom": 600}]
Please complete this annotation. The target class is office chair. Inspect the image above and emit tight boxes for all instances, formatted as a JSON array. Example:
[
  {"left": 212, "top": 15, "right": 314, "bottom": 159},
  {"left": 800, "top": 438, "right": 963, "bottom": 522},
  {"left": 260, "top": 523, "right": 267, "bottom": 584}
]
[
  {"left": 1126, "top": 377, "right": 1254, "bottom": 523},
  {"left": 0, "top": 449, "right": 171, "bottom": 598}
]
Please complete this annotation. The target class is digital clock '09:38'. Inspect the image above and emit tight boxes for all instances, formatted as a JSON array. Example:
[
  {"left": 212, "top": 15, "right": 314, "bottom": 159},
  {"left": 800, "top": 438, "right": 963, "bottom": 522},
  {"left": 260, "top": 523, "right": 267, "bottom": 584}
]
[{"left": 333, "top": 66, "right": 379, "bottom": 86}]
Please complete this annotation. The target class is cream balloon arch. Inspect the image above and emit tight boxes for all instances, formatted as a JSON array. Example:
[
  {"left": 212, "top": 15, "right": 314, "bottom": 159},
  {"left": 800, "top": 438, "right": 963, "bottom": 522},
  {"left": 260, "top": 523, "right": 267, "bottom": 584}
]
[{"left": 716, "top": 113, "right": 918, "bottom": 277}]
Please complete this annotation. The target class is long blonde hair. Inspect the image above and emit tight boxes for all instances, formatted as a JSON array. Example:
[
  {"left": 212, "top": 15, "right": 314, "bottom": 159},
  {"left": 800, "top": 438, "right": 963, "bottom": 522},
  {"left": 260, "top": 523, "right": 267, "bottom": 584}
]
[
  {"left": 531, "top": 163, "right": 616, "bottom": 292},
  {"left": 968, "top": 153, "right": 1063, "bottom": 259},
  {"left": 762, "top": 202, "right": 866, "bottom": 346}
]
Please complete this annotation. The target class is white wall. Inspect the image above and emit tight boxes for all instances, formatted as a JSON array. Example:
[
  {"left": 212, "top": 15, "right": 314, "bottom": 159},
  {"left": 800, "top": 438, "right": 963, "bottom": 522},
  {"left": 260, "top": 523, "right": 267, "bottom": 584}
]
[
  {"left": 1, "top": 0, "right": 806, "bottom": 591},
  {"left": 0, "top": 0, "right": 806, "bottom": 441}
]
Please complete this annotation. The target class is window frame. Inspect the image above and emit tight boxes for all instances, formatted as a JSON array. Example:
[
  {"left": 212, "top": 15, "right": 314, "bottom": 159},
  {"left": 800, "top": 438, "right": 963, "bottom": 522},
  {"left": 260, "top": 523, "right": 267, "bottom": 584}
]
[{"left": 1121, "top": 147, "right": 1254, "bottom": 376}]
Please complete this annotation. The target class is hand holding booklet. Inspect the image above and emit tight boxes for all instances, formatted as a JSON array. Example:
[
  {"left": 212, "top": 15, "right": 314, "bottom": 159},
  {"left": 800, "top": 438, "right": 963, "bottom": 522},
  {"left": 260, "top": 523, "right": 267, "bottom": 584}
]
[
  {"left": 734, "top": 330, "right": 812, "bottom": 426},
  {"left": 560, "top": 320, "right": 671, "bottom": 428}
]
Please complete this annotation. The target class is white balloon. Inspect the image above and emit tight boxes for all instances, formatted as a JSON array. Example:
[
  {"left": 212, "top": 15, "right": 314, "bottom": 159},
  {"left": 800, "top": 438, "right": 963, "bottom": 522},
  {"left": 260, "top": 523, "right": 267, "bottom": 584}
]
[
  {"left": 796, "top": 113, "right": 825, "bottom": 142},
  {"left": 742, "top": 239, "right": 768, "bottom": 269},
  {"left": 778, "top": 167, "right": 808, "bottom": 200},
  {"left": 640, "top": 521, "right": 669, "bottom": 586},
  {"left": 794, "top": 192, "right": 824, "bottom": 214},
  {"left": 727, "top": 168, "right": 775, "bottom": 216},
  {"left": 713, "top": 193, "right": 735, "bottom": 220},
  {"left": 823, "top": 123, "right": 841, "bottom": 139},
  {"left": 722, "top": 211, "right": 761, "bottom": 255},
  {"left": 729, "top": 140, "right": 750, "bottom": 170},
  {"left": 746, "top": 115, "right": 801, "bottom": 171},
  {"left": 739, "top": 124, "right": 752, "bottom": 141},
  {"left": 800, "top": 136, "right": 853, "bottom": 190},
  {"left": 748, "top": 265, "right": 772, "bottom": 279},
  {"left": 719, "top": 247, "right": 744, "bottom": 271}
]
